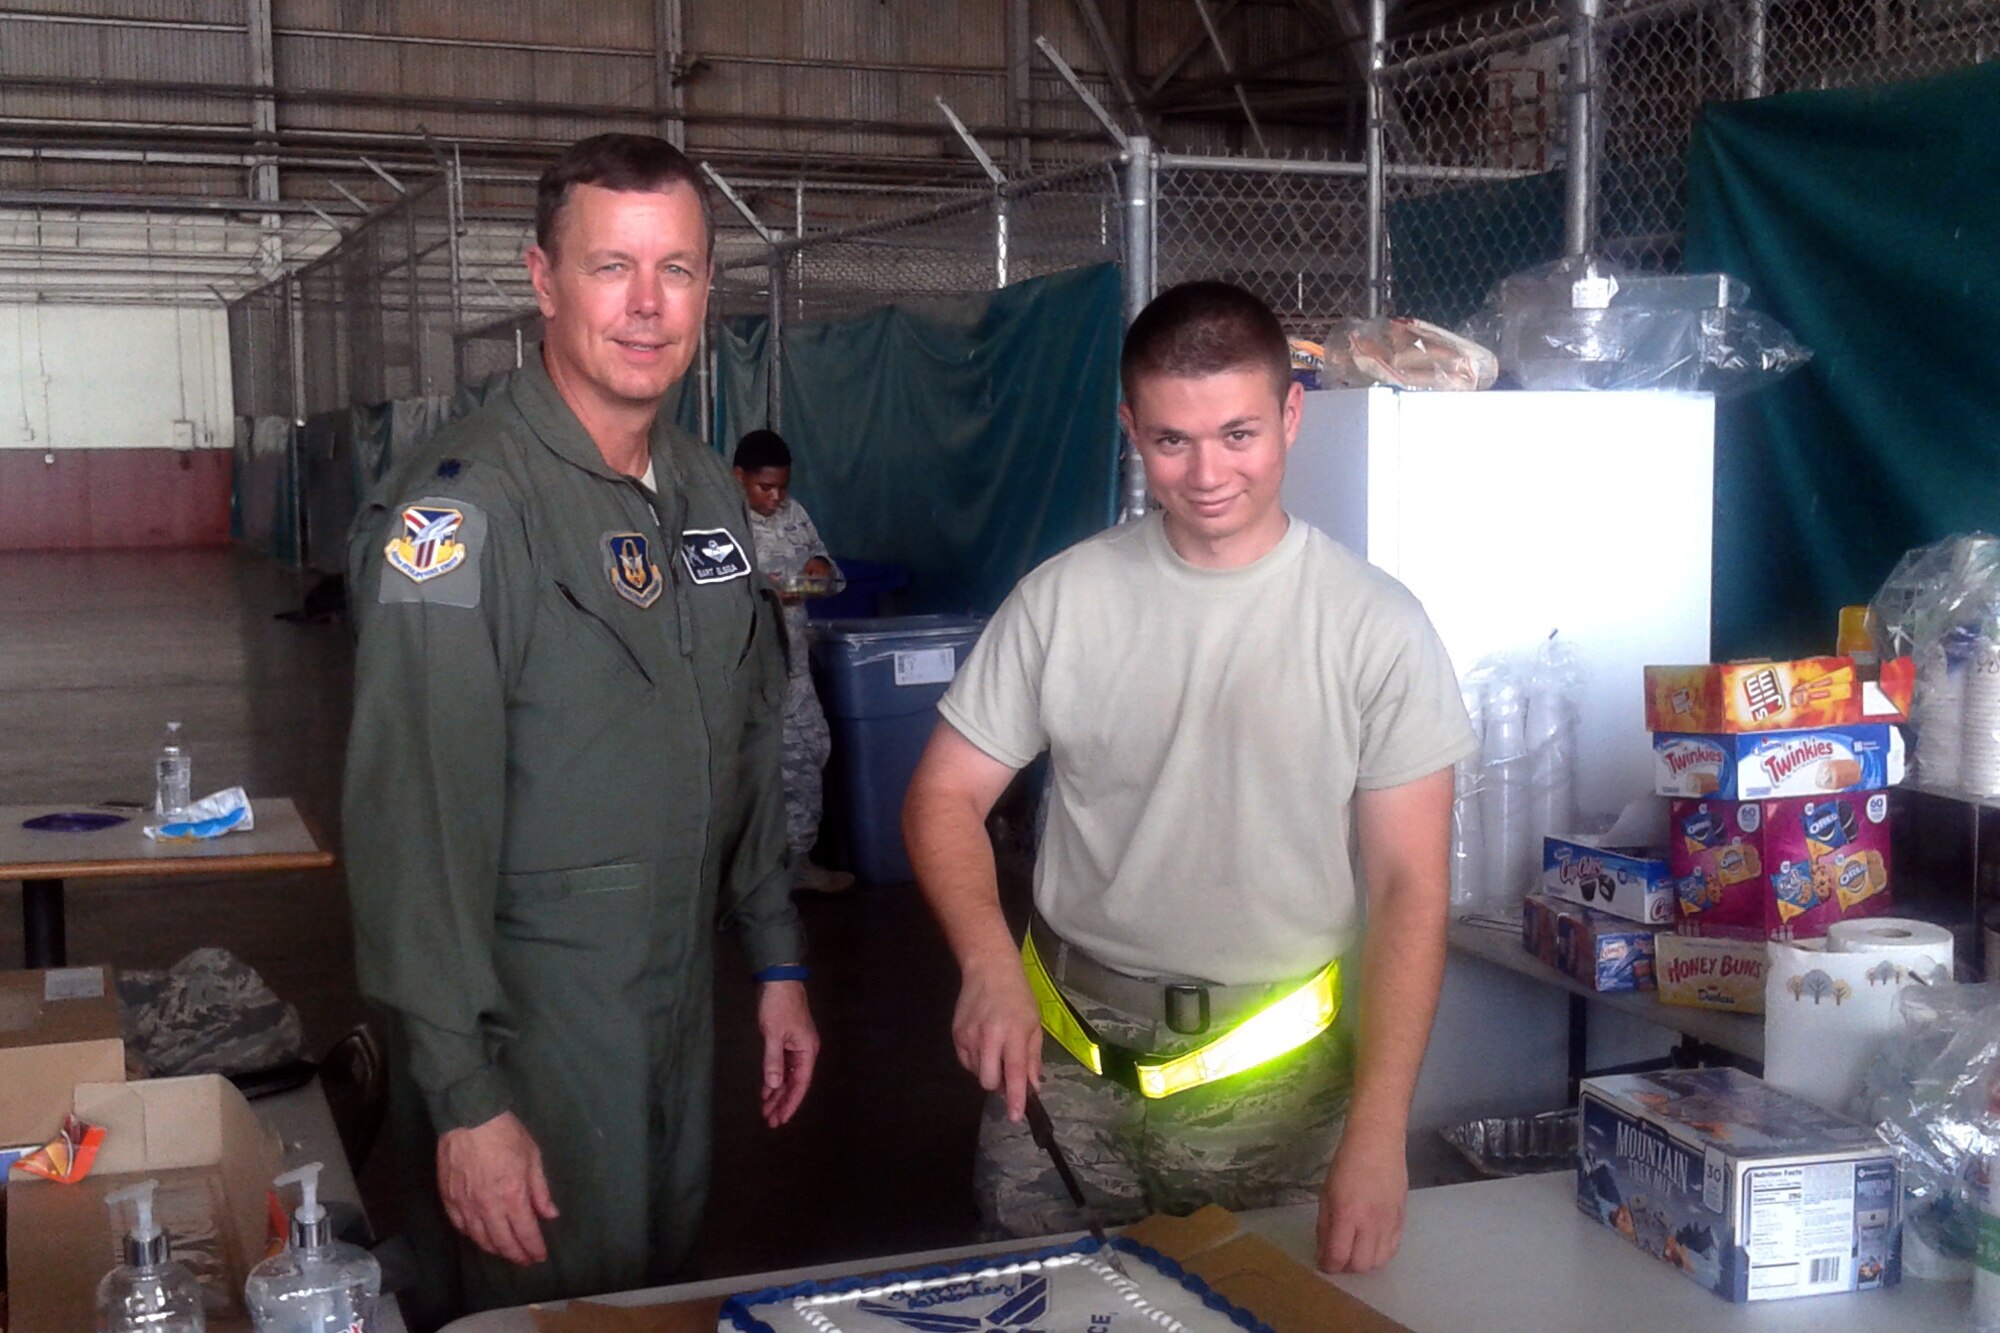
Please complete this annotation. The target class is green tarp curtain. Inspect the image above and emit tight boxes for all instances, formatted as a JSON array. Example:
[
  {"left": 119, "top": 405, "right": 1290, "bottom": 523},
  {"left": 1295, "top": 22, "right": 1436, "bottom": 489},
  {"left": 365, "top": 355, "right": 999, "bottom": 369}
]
[
  {"left": 713, "top": 262, "right": 1123, "bottom": 615},
  {"left": 1686, "top": 62, "right": 2000, "bottom": 658}
]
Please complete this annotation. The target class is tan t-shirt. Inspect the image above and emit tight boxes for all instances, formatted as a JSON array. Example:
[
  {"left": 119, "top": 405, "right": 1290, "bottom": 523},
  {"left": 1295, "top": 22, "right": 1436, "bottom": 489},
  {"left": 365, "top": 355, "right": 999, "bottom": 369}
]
[{"left": 939, "top": 512, "right": 1475, "bottom": 985}]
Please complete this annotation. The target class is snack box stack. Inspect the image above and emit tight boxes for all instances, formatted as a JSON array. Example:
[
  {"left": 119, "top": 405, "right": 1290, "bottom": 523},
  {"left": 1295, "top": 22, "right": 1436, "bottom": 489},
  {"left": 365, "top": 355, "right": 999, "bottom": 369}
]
[{"left": 1641, "top": 657, "right": 1912, "bottom": 1009}]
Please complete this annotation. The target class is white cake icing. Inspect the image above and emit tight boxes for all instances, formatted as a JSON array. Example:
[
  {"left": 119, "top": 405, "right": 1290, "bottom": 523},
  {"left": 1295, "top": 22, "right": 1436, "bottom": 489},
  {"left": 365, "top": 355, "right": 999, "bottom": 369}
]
[{"left": 719, "top": 1240, "right": 1264, "bottom": 1333}]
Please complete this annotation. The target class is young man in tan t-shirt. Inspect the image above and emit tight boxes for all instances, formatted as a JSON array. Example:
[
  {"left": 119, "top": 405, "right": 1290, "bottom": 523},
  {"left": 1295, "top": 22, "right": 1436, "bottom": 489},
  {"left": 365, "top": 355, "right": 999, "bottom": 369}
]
[{"left": 903, "top": 280, "right": 1473, "bottom": 1274}]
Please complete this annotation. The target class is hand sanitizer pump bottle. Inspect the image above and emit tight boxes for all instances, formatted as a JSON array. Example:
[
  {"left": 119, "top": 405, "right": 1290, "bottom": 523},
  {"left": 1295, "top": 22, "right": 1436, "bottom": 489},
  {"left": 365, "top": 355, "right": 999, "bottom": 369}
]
[
  {"left": 97, "top": 1179, "right": 206, "bottom": 1332},
  {"left": 243, "top": 1162, "right": 382, "bottom": 1332}
]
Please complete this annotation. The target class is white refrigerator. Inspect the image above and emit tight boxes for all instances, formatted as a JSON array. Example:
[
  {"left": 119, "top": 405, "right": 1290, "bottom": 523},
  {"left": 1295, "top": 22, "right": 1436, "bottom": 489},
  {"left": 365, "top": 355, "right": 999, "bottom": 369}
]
[
  {"left": 1284, "top": 386, "right": 1715, "bottom": 822},
  {"left": 1281, "top": 386, "right": 1717, "bottom": 1177}
]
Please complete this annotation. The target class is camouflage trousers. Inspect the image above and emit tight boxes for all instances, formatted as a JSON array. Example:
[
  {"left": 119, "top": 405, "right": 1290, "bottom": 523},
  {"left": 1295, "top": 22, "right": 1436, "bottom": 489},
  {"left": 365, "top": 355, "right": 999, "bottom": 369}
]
[
  {"left": 781, "top": 668, "right": 832, "bottom": 859},
  {"left": 974, "top": 975, "right": 1354, "bottom": 1239}
]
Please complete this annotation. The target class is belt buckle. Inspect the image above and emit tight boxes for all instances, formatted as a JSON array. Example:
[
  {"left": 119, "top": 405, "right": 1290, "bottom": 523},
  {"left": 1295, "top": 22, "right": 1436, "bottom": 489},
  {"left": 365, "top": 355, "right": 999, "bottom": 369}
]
[{"left": 1163, "top": 983, "right": 1210, "bottom": 1036}]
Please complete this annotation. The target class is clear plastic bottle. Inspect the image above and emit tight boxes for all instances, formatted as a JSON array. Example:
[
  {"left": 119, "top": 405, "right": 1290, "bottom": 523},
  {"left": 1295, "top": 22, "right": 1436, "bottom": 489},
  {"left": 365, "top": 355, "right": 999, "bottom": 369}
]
[
  {"left": 97, "top": 1179, "right": 206, "bottom": 1333},
  {"left": 155, "top": 721, "right": 192, "bottom": 817},
  {"left": 244, "top": 1163, "right": 381, "bottom": 1333}
]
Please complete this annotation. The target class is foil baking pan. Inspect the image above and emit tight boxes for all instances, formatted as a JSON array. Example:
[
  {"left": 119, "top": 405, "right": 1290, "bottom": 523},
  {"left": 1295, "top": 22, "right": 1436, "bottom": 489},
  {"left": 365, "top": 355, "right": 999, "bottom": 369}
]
[{"left": 1440, "top": 1108, "right": 1578, "bottom": 1177}]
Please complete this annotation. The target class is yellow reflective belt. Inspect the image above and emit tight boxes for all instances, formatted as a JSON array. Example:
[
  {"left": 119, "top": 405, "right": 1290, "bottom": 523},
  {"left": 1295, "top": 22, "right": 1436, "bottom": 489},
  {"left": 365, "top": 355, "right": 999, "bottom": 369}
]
[{"left": 1020, "top": 933, "right": 1342, "bottom": 1099}]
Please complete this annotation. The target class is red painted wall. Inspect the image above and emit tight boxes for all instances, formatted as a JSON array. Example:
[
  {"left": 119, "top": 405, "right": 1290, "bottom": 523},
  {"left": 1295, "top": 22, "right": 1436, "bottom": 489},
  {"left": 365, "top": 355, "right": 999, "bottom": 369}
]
[{"left": 0, "top": 449, "right": 232, "bottom": 551}]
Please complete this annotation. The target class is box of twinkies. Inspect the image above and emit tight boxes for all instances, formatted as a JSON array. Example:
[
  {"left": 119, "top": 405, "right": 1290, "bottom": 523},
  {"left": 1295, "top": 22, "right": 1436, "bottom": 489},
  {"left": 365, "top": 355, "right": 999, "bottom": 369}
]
[
  {"left": 1669, "top": 794, "right": 1893, "bottom": 938},
  {"left": 1651, "top": 725, "right": 1904, "bottom": 801}
]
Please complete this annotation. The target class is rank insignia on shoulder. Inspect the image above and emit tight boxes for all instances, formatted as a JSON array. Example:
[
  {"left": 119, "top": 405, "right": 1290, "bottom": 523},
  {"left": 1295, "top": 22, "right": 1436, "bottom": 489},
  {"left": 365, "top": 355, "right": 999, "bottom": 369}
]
[
  {"left": 605, "top": 531, "right": 665, "bottom": 607},
  {"left": 386, "top": 505, "right": 468, "bottom": 582},
  {"left": 679, "top": 527, "right": 751, "bottom": 585},
  {"left": 435, "top": 458, "right": 463, "bottom": 479}
]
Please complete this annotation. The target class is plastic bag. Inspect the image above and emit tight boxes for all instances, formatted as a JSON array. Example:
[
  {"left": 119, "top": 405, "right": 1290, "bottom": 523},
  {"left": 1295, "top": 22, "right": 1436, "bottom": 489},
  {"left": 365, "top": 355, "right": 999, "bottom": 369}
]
[
  {"left": 1860, "top": 983, "right": 2000, "bottom": 1281},
  {"left": 1323, "top": 317, "right": 1498, "bottom": 391},
  {"left": 1867, "top": 533, "right": 2000, "bottom": 660},
  {"left": 1867, "top": 534, "right": 2000, "bottom": 789},
  {"left": 1461, "top": 255, "right": 1810, "bottom": 395}
]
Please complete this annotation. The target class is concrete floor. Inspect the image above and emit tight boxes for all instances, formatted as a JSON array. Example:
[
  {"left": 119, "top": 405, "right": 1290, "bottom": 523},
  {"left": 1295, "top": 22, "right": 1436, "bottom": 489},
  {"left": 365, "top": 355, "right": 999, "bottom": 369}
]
[{"left": 0, "top": 548, "right": 991, "bottom": 1282}]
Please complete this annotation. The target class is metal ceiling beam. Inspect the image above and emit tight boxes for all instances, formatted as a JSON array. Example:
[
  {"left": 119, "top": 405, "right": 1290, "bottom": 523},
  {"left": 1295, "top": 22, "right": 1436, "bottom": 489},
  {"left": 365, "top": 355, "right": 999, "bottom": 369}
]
[
  {"left": 0, "top": 189, "right": 363, "bottom": 216},
  {"left": 1192, "top": 0, "right": 1271, "bottom": 154},
  {"left": 0, "top": 72, "right": 1096, "bottom": 146},
  {"left": 1066, "top": 0, "right": 1155, "bottom": 136},
  {"left": 1146, "top": 0, "right": 1243, "bottom": 96}
]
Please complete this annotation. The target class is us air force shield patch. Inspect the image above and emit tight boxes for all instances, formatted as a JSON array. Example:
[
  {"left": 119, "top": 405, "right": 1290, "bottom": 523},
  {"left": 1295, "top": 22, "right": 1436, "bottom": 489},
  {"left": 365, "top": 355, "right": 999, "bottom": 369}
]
[
  {"left": 377, "top": 497, "right": 484, "bottom": 608},
  {"left": 679, "top": 527, "right": 751, "bottom": 585},
  {"left": 386, "top": 505, "right": 467, "bottom": 582},
  {"left": 604, "top": 531, "right": 665, "bottom": 607}
]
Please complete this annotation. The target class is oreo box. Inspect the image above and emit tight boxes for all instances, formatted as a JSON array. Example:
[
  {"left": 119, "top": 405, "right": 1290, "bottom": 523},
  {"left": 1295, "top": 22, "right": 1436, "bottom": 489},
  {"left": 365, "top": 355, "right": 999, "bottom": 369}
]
[
  {"left": 1577, "top": 1067, "right": 1901, "bottom": 1302},
  {"left": 1652, "top": 726, "right": 1904, "bottom": 801},
  {"left": 1669, "top": 794, "right": 1894, "bottom": 938},
  {"left": 1521, "top": 893, "right": 1660, "bottom": 991},
  {"left": 1543, "top": 835, "right": 1677, "bottom": 924}
]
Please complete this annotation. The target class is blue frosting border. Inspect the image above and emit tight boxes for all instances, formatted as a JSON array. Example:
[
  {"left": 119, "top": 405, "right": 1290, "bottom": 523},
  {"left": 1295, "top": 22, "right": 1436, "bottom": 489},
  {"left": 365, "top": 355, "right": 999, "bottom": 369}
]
[{"left": 718, "top": 1233, "right": 1276, "bottom": 1333}]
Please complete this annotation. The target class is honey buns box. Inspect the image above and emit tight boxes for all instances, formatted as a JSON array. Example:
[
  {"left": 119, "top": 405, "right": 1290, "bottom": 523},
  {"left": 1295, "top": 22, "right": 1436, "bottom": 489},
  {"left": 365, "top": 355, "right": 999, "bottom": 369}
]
[
  {"left": 1655, "top": 932, "right": 1768, "bottom": 1013},
  {"left": 1670, "top": 793, "right": 1893, "bottom": 938},
  {"left": 1645, "top": 656, "right": 1913, "bottom": 734}
]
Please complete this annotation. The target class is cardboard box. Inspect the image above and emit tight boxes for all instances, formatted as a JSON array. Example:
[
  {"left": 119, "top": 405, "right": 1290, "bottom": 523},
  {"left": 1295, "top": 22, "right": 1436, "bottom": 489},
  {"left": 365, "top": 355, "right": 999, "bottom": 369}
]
[
  {"left": 1644, "top": 656, "right": 1914, "bottom": 733},
  {"left": 1542, "top": 835, "right": 1678, "bottom": 924},
  {"left": 1670, "top": 794, "right": 1894, "bottom": 938},
  {"left": 1521, "top": 893, "right": 1661, "bottom": 991},
  {"left": 1577, "top": 1067, "right": 1900, "bottom": 1302},
  {"left": 1652, "top": 726, "right": 1905, "bottom": 801},
  {"left": 1655, "top": 932, "right": 1768, "bottom": 1013},
  {"left": 0, "top": 966, "right": 125, "bottom": 1152},
  {"left": 6, "top": 1076, "right": 282, "bottom": 1333}
]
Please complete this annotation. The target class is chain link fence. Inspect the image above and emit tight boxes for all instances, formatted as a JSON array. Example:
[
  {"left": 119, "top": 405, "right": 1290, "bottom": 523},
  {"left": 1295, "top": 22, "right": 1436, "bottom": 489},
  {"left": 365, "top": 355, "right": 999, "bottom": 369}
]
[
  {"left": 225, "top": 1, "right": 2000, "bottom": 465},
  {"left": 1154, "top": 158, "right": 1372, "bottom": 338}
]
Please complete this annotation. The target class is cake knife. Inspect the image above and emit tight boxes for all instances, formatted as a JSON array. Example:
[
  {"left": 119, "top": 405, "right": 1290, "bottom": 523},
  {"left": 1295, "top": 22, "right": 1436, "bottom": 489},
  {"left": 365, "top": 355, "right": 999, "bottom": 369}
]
[{"left": 1024, "top": 1086, "right": 1130, "bottom": 1277}]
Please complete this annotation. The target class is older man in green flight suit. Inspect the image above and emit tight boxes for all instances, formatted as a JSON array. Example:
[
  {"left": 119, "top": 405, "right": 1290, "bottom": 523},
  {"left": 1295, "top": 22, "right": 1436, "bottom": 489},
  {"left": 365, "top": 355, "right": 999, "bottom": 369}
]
[{"left": 343, "top": 134, "right": 817, "bottom": 1329}]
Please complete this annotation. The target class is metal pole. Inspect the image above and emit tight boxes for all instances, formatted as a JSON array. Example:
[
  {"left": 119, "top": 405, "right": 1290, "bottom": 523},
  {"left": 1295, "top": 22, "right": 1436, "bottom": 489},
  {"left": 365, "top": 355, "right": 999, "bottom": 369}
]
[
  {"left": 1741, "top": 0, "right": 1768, "bottom": 98},
  {"left": 1365, "top": 0, "right": 1387, "bottom": 317},
  {"left": 1564, "top": 0, "right": 1600, "bottom": 258},
  {"left": 1118, "top": 137, "right": 1153, "bottom": 525},
  {"left": 766, "top": 249, "right": 783, "bottom": 431},
  {"left": 696, "top": 314, "right": 712, "bottom": 446},
  {"left": 1036, "top": 35, "right": 1130, "bottom": 151}
]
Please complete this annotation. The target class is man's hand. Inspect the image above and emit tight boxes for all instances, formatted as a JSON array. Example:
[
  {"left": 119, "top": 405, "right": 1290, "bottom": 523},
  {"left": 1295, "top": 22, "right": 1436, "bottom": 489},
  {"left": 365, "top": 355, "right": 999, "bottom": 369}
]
[
  {"left": 436, "top": 1111, "right": 559, "bottom": 1267},
  {"left": 758, "top": 979, "right": 819, "bottom": 1127},
  {"left": 802, "top": 556, "right": 834, "bottom": 578},
  {"left": 1314, "top": 1118, "right": 1408, "bottom": 1274},
  {"left": 952, "top": 955, "right": 1043, "bottom": 1122}
]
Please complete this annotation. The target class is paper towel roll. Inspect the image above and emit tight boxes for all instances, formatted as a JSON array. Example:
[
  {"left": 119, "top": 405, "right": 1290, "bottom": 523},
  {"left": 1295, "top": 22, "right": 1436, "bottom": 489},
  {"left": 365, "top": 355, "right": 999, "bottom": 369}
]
[{"left": 1764, "top": 918, "right": 1957, "bottom": 1115}]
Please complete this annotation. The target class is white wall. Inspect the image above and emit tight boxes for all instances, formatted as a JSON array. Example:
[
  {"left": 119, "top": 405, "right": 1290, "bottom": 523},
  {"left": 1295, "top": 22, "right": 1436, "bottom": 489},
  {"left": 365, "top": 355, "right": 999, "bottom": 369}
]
[{"left": 0, "top": 304, "right": 232, "bottom": 451}]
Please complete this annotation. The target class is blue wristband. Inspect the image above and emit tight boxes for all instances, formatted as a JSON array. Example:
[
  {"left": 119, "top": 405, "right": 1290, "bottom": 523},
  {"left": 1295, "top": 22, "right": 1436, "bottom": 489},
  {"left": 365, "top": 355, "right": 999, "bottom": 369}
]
[{"left": 755, "top": 964, "right": 809, "bottom": 983}]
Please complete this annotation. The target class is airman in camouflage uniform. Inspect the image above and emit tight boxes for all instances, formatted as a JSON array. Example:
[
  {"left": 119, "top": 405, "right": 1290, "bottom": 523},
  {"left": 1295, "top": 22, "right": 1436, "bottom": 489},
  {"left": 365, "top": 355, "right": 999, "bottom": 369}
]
[{"left": 735, "top": 429, "right": 852, "bottom": 892}]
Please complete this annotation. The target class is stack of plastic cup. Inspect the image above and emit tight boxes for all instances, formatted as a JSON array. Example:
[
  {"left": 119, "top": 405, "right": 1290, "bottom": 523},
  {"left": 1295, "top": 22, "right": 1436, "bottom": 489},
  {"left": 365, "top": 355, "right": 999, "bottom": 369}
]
[
  {"left": 1450, "top": 757, "right": 1485, "bottom": 912},
  {"left": 1962, "top": 636, "right": 2000, "bottom": 797},
  {"left": 1915, "top": 638, "right": 1966, "bottom": 789},
  {"left": 1479, "top": 683, "right": 1534, "bottom": 914}
]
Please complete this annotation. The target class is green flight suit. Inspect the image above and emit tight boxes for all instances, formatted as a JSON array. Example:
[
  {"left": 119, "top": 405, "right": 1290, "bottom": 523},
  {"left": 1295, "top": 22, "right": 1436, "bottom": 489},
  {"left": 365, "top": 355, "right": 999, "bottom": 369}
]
[{"left": 342, "top": 355, "right": 799, "bottom": 1327}]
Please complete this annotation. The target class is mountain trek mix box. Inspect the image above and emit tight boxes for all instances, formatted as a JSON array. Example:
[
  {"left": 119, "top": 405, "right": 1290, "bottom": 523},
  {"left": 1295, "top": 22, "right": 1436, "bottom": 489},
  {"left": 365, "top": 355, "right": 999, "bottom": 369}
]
[{"left": 1577, "top": 1068, "right": 1900, "bottom": 1303}]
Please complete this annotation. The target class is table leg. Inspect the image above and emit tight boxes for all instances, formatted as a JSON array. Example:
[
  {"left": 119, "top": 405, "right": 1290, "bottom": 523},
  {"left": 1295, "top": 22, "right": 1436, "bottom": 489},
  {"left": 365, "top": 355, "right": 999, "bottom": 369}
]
[{"left": 23, "top": 878, "right": 65, "bottom": 969}]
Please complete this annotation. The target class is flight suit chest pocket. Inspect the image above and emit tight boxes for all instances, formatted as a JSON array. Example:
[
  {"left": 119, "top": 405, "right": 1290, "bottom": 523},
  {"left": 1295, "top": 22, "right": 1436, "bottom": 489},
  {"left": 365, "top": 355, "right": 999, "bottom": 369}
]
[{"left": 551, "top": 579, "right": 655, "bottom": 687}]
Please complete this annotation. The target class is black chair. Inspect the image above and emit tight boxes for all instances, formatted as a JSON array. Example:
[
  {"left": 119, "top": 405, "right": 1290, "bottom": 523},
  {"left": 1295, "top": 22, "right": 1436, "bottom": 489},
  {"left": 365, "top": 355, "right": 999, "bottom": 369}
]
[{"left": 317, "top": 1023, "right": 388, "bottom": 1176}]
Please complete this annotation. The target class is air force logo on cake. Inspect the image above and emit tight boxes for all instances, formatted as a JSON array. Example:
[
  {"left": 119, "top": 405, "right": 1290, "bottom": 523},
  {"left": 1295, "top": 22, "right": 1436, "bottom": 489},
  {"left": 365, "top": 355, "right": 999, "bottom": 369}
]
[
  {"left": 386, "top": 505, "right": 468, "bottom": 582},
  {"left": 680, "top": 527, "right": 751, "bottom": 584}
]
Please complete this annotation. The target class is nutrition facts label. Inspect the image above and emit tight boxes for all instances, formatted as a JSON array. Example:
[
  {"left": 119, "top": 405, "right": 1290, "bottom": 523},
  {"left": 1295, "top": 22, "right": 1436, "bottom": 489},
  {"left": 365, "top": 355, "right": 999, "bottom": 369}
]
[{"left": 1742, "top": 1163, "right": 1856, "bottom": 1298}]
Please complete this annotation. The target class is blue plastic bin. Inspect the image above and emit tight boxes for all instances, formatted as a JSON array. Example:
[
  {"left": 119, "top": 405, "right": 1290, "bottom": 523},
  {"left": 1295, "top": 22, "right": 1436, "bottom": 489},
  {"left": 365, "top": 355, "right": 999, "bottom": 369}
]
[
  {"left": 810, "top": 615, "right": 986, "bottom": 884},
  {"left": 807, "top": 558, "right": 911, "bottom": 621}
]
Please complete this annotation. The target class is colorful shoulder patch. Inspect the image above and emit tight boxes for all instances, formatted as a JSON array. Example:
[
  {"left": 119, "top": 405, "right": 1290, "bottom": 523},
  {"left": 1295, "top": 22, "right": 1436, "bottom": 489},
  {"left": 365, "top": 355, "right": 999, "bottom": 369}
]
[
  {"left": 604, "top": 531, "right": 665, "bottom": 608},
  {"left": 679, "top": 527, "right": 751, "bottom": 585},
  {"left": 377, "top": 497, "right": 485, "bottom": 608}
]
